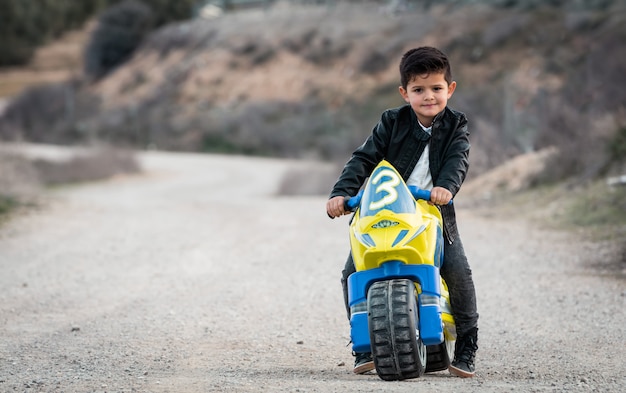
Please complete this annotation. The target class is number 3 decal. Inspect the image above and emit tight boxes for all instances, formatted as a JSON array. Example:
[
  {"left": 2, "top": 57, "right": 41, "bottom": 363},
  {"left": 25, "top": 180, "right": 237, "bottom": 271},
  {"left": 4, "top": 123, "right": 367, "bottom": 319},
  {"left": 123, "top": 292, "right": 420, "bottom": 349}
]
[{"left": 369, "top": 169, "right": 400, "bottom": 210}]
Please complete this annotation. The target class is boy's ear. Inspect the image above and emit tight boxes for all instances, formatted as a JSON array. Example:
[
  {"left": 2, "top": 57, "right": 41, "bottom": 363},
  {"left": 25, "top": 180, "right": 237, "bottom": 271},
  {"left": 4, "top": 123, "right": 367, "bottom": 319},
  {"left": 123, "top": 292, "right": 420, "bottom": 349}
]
[
  {"left": 398, "top": 86, "right": 409, "bottom": 102},
  {"left": 447, "top": 81, "right": 457, "bottom": 98}
]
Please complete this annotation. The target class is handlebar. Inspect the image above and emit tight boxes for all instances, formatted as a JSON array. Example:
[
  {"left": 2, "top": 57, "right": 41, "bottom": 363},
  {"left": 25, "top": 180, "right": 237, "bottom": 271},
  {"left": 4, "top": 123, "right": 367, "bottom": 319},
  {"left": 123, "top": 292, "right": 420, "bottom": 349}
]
[
  {"left": 409, "top": 186, "right": 433, "bottom": 203},
  {"left": 343, "top": 186, "right": 452, "bottom": 212},
  {"left": 408, "top": 186, "right": 452, "bottom": 205}
]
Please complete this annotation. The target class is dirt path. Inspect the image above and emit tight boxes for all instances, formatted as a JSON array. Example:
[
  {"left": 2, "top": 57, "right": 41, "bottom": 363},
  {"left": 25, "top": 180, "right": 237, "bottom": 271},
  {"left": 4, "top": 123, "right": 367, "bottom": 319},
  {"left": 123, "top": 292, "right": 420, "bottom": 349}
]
[{"left": 1, "top": 150, "right": 624, "bottom": 392}]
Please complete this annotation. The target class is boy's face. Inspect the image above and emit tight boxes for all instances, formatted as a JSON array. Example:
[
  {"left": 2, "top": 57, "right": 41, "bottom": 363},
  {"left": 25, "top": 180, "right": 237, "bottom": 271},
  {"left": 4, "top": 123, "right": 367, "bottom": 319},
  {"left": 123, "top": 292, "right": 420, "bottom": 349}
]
[{"left": 399, "top": 72, "right": 456, "bottom": 127}]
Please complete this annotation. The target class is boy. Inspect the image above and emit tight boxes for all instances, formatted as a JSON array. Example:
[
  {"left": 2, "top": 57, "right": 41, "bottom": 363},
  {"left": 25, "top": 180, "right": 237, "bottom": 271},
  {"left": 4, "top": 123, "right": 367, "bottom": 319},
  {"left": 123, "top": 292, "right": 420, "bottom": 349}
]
[{"left": 326, "top": 46, "right": 479, "bottom": 378}]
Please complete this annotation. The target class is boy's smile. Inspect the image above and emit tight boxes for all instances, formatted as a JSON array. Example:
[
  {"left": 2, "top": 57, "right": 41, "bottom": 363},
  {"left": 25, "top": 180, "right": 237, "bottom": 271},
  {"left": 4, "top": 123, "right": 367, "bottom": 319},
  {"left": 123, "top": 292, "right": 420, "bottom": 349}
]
[{"left": 399, "top": 72, "right": 456, "bottom": 127}]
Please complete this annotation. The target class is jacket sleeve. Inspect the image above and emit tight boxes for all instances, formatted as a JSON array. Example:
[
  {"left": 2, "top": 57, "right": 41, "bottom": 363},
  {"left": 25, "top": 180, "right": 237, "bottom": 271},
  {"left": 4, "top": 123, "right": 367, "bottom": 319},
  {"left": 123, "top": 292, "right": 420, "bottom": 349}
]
[
  {"left": 435, "top": 113, "right": 470, "bottom": 197},
  {"left": 329, "top": 111, "right": 393, "bottom": 199}
]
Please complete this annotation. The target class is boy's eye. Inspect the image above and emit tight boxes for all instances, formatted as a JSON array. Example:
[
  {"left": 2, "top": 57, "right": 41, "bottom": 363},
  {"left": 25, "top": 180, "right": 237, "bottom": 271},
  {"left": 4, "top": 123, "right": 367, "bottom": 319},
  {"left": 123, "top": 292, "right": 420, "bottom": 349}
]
[{"left": 413, "top": 88, "right": 423, "bottom": 93}]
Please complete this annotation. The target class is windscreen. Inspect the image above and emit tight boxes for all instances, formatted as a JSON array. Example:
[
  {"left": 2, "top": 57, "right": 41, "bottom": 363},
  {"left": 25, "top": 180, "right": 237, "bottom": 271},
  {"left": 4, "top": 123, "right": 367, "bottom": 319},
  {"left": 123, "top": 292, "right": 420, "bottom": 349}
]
[{"left": 360, "top": 165, "right": 416, "bottom": 217}]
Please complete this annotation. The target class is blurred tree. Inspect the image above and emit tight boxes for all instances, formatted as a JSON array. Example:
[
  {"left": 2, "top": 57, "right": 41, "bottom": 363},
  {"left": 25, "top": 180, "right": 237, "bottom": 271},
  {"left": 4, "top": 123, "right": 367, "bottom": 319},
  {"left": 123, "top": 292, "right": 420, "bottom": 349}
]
[
  {"left": 0, "top": 0, "right": 106, "bottom": 65},
  {"left": 0, "top": 0, "right": 196, "bottom": 67},
  {"left": 103, "top": 0, "right": 198, "bottom": 25},
  {"left": 84, "top": 0, "right": 154, "bottom": 80},
  {"left": 143, "top": 0, "right": 198, "bottom": 26}
]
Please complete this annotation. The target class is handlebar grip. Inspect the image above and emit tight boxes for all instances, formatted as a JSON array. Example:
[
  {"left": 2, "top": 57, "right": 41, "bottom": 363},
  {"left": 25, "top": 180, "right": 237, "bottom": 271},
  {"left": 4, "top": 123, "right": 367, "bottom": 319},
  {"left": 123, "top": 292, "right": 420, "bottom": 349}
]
[
  {"left": 409, "top": 186, "right": 453, "bottom": 205},
  {"left": 344, "top": 190, "right": 364, "bottom": 211},
  {"left": 411, "top": 188, "right": 432, "bottom": 202}
]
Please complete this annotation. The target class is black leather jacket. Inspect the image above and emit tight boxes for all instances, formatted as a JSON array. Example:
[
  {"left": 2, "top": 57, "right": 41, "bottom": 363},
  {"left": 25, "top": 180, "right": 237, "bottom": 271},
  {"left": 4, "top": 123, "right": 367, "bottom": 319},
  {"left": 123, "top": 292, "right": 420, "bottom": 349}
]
[{"left": 329, "top": 104, "right": 470, "bottom": 243}]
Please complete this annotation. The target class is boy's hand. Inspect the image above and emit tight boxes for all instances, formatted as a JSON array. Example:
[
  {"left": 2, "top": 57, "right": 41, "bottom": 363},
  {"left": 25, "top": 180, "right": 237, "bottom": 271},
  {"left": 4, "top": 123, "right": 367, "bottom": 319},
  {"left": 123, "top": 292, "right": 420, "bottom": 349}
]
[
  {"left": 429, "top": 186, "right": 452, "bottom": 205},
  {"left": 326, "top": 196, "right": 349, "bottom": 218}
]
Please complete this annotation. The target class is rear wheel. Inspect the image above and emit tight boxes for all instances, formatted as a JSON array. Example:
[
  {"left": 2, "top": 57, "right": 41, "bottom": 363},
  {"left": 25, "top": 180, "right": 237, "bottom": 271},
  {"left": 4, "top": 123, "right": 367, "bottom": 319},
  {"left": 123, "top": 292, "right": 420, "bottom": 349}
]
[
  {"left": 367, "top": 279, "right": 426, "bottom": 380},
  {"left": 425, "top": 338, "right": 454, "bottom": 372}
]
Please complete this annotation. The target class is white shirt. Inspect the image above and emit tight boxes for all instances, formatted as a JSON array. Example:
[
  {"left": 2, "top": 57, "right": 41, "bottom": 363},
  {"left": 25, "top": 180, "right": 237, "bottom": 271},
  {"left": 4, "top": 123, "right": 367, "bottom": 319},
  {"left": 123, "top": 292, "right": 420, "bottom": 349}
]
[{"left": 406, "top": 121, "right": 433, "bottom": 190}]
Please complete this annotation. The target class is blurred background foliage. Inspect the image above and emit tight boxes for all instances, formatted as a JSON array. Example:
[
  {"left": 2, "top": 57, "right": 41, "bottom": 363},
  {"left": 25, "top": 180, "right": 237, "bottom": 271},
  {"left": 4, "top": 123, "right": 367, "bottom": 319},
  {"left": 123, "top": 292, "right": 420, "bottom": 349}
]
[
  {"left": 0, "top": 0, "right": 625, "bottom": 184},
  {"left": 0, "top": 0, "right": 100, "bottom": 66},
  {"left": 0, "top": 0, "right": 623, "bottom": 272},
  {"left": 0, "top": 0, "right": 197, "bottom": 66}
]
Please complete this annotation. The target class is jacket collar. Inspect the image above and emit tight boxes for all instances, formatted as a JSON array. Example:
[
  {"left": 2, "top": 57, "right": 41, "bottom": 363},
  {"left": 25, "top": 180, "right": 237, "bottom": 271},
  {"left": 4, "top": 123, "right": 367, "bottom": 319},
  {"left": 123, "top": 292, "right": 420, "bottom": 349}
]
[{"left": 409, "top": 106, "right": 446, "bottom": 141}]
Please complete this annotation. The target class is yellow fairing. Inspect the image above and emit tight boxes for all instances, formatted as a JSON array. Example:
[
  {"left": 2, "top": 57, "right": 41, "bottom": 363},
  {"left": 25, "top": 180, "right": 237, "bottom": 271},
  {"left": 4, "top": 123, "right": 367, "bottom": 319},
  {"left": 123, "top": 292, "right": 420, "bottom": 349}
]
[{"left": 350, "top": 198, "right": 443, "bottom": 273}]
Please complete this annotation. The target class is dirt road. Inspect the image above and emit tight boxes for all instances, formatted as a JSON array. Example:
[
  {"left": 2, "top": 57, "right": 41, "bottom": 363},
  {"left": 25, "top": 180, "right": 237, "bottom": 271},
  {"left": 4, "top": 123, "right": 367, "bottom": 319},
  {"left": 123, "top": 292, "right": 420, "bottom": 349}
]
[{"left": 1, "top": 150, "right": 624, "bottom": 392}]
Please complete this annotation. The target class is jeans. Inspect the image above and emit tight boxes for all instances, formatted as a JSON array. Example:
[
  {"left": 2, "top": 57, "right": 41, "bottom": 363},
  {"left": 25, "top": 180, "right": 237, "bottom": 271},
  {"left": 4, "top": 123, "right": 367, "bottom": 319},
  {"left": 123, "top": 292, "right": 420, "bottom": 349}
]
[{"left": 341, "top": 236, "right": 479, "bottom": 339}]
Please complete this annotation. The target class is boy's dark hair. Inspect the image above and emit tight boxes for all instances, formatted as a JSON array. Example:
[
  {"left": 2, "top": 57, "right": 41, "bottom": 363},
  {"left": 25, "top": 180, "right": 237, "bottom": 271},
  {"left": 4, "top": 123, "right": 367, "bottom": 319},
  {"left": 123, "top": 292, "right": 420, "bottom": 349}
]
[{"left": 399, "top": 46, "right": 452, "bottom": 89}]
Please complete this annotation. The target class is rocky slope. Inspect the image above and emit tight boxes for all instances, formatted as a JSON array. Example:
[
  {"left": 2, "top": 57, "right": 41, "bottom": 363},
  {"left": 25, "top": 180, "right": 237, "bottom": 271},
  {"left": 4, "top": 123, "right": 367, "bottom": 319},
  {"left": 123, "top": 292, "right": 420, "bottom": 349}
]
[{"left": 2, "top": 1, "right": 625, "bottom": 179}]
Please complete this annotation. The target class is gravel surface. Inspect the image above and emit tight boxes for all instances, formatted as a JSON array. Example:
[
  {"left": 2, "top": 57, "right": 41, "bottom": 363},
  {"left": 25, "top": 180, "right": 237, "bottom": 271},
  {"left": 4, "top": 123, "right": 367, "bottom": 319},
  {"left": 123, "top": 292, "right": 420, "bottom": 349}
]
[{"left": 1, "top": 150, "right": 625, "bottom": 392}]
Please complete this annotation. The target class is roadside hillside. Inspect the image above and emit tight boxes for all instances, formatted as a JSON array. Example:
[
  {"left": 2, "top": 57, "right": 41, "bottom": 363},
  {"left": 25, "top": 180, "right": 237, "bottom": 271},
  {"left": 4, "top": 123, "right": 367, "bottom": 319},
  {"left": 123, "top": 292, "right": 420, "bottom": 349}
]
[
  {"left": 0, "top": 24, "right": 91, "bottom": 100},
  {"left": 1, "top": 1, "right": 625, "bottom": 180}
]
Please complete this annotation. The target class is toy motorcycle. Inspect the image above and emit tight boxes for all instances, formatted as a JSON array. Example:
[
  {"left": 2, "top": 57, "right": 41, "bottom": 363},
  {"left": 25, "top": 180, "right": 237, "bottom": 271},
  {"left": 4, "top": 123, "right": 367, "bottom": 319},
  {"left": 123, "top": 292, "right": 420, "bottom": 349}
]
[{"left": 344, "top": 160, "right": 456, "bottom": 380}]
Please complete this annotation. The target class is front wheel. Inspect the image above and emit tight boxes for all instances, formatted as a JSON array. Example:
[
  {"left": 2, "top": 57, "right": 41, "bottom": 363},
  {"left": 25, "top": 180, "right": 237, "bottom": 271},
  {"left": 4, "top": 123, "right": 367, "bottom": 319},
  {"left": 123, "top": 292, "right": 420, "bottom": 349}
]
[{"left": 367, "top": 279, "right": 426, "bottom": 380}]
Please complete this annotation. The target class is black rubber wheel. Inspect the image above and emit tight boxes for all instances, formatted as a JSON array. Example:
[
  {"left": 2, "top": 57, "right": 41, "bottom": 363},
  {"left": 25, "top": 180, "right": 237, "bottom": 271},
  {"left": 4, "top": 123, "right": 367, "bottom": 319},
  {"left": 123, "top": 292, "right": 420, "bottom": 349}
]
[
  {"left": 425, "top": 339, "right": 454, "bottom": 372},
  {"left": 368, "top": 279, "right": 426, "bottom": 380}
]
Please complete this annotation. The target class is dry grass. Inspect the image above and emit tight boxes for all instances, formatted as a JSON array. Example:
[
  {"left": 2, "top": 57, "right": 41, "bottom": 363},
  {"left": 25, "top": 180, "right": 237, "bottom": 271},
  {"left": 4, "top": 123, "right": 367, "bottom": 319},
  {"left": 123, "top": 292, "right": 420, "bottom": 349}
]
[
  {"left": 0, "top": 150, "right": 41, "bottom": 219},
  {"left": 0, "top": 146, "right": 141, "bottom": 218},
  {"left": 0, "top": 151, "right": 41, "bottom": 195},
  {"left": 31, "top": 147, "right": 140, "bottom": 186},
  {"left": 0, "top": 22, "right": 92, "bottom": 98},
  {"left": 462, "top": 171, "right": 626, "bottom": 277},
  {"left": 276, "top": 161, "right": 341, "bottom": 196}
]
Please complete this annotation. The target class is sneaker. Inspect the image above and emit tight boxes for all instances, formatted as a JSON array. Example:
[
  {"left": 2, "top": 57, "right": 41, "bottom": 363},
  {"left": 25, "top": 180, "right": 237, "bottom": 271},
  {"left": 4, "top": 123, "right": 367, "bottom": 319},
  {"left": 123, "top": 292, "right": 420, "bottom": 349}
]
[
  {"left": 353, "top": 352, "right": 375, "bottom": 374},
  {"left": 449, "top": 328, "right": 478, "bottom": 378}
]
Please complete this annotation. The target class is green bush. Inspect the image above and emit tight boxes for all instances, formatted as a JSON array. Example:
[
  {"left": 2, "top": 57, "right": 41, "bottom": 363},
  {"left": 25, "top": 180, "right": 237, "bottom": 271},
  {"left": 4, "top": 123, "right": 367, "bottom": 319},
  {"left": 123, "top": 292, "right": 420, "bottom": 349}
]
[
  {"left": 140, "top": 0, "right": 197, "bottom": 26},
  {"left": 84, "top": 0, "right": 155, "bottom": 80},
  {"left": 83, "top": 0, "right": 199, "bottom": 79},
  {"left": 0, "top": 80, "right": 100, "bottom": 144},
  {"left": 0, "top": 195, "right": 18, "bottom": 216}
]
